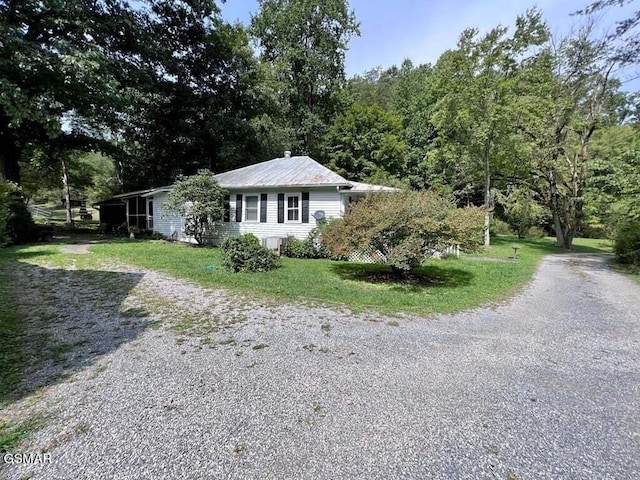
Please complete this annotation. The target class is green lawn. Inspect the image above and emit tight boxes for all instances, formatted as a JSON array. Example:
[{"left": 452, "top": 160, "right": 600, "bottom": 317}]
[{"left": 81, "top": 235, "right": 613, "bottom": 317}]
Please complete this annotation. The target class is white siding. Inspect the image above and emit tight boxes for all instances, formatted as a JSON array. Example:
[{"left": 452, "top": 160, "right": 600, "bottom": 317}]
[
  {"left": 149, "top": 188, "right": 342, "bottom": 245},
  {"left": 150, "top": 192, "right": 197, "bottom": 243}
]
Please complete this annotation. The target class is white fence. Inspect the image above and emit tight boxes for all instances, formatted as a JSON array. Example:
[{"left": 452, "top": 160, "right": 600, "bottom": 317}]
[
  {"left": 349, "top": 243, "right": 460, "bottom": 264},
  {"left": 28, "top": 205, "right": 52, "bottom": 222}
]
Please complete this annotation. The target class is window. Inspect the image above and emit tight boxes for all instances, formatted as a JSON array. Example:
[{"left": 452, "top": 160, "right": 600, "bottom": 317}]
[
  {"left": 245, "top": 195, "right": 259, "bottom": 222},
  {"left": 287, "top": 194, "right": 300, "bottom": 222}
]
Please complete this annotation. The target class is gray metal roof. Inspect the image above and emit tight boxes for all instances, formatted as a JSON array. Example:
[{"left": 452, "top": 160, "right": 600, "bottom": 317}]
[
  {"left": 347, "top": 181, "right": 401, "bottom": 193},
  {"left": 214, "top": 155, "right": 351, "bottom": 189}
]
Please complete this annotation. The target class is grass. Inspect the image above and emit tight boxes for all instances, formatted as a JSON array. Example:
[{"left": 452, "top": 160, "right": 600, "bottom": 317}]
[
  {"left": 610, "top": 262, "right": 640, "bottom": 283},
  {"left": 0, "top": 250, "right": 24, "bottom": 406},
  {"left": 0, "top": 415, "right": 47, "bottom": 453},
  {"left": 84, "top": 235, "right": 613, "bottom": 317}
]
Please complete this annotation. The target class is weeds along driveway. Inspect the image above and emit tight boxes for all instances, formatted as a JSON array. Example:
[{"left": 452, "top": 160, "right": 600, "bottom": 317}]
[{"left": 2, "top": 252, "right": 639, "bottom": 479}]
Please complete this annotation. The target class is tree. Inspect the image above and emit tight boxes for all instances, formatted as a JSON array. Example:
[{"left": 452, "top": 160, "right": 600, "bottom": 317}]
[
  {"left": 579, "top": 0, "right": 639, "bottom": 64},
  {"left": 322, "top": 191, "right": 483, "bottom": 274},
  {"left": 120, "top": 2, "right": 278, "bottom": 188},
  {"left": 496, "top": 186, "right": 548, "bottom": 238},
  {"left": 584, "top": 124, "right": 640, "bottom": 235},
  {"left": 429, "top": 10, "right": 548, "bottom": 248},
  {"left": 517, "top": 21, "right": 628, "bottom": 248},
  {"left": 163, "top": 170, "right": 226, "bottom": 246},
  {"left": 251, "top": 0, "right": 360, "bottom": 157},
  {"left": 0, "top": 0, "right": 138, "bottom": 183},
  {"left": 322, "top": 103, "right": 406, "bottom": 181}
]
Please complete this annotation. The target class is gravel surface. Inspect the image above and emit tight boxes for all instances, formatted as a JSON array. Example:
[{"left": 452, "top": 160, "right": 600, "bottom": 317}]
[{"left": 2, "top": 253, "right": 639, "bottom": 479}]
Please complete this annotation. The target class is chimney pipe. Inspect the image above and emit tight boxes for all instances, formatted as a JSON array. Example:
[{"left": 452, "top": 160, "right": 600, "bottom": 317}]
[{"left": 284, "top": 151, "right": 291, "bottom": 159}]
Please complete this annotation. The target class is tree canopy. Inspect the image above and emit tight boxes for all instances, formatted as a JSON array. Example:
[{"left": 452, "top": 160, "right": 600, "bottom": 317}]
[{"left": 2, "top": 0, "right": 638, "bottom": 250}]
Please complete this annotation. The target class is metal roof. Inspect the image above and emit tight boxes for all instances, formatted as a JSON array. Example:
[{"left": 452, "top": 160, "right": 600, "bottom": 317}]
[
  {"left": 138, "top": 156, "right": 402, "bottom": 197},
  {"left": 347, "top": 181, "right": 401, "bottom": 193},
  {"left": 213, "top": 155, "right": 351, "bottom": 189}
]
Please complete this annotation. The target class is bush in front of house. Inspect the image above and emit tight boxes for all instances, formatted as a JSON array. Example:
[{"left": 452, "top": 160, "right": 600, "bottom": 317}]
[
  {"left": 614, "top": 221, "right": 640, "bottom": 266},
  {"left": 221, "top": 234, "right": 280, "bottom": 272},
  {"left": 322, "top": 191, "right": 484, "bottom": 275},
  {"left": 281, "top": 228, "right": 328, "bottom": 259}
]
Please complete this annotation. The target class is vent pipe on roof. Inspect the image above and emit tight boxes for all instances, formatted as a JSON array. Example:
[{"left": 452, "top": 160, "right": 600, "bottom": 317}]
[{"left": 284, "top": 150, "right": 291, "bottom": 159}]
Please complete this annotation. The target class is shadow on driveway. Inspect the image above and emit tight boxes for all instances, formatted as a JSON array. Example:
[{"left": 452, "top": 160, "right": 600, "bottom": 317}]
[{"left": 2, "top": 260, "right": 149, "bottom": 406}]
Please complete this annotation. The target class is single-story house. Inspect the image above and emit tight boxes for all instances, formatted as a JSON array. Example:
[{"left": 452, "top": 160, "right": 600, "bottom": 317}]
[{"left": 141, "top": 152, "right": 397, "bottom": 245}]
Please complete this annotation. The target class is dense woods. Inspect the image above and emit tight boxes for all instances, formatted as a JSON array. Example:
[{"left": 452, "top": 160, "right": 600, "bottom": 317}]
[{"left": 1, "top": 0, "right": 638, "bottom": 250}]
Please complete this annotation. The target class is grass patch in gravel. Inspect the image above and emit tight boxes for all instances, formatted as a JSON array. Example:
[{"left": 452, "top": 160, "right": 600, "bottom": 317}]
[
  {"left": 0, "top": 414, "right": 47, "bottom": 453},
  {"left": 84, "top": 236, "right": 612, "bottom": 316}
]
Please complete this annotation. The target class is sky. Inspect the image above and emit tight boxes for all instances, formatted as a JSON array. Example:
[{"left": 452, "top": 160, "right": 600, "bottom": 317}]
[{"left": 219, "top": 0, "right": 639, "bottom": 90}]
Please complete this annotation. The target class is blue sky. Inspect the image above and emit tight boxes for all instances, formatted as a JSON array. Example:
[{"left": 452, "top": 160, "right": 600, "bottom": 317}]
[{"left": 220, "top": 0, "right": 638, "bottom": 89}]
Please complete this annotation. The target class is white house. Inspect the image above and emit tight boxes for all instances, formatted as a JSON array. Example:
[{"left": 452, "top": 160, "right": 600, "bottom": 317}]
[{"left": 141, "top": 152, "right": 397, "bottom": 245}]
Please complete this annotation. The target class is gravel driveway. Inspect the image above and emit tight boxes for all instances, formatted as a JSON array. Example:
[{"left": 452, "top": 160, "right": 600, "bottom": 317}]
[{"left": 2, "top": 253, "right": 639, "bottom": 479}]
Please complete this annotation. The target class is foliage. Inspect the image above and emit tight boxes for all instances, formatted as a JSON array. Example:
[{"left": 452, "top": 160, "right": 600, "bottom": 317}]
[
  {"left": 389, "top": 61, "right": 439, "bottom": 190},
  {"left": 0, "top": 181, "right": 36, "bottom": 246},
  {"left": 585, "top": 124, "right": 640, "bottom": 236},
  {"left": 281, "top": 228, "right": 328, "bottom": 259},
  {"left": 614, "top": 221, "right": 640, "bottom": 265},
  {"left": 323, "top": 103, "right": 406, "bottom": 181},
  {"left": 322, "top": 191, "right": 484, "bottom": 274},
  {"left": 164, "top": 170, "right": 226, "bottom": 246},
  {"left": 525, "top": 226, "right": 547, "bottom": 238},
  {"left": 496, "top": 186, "right": 548, "bottom": 238},
  {"left": 0, "top": 0, "right": 128, "bottom": 183},
  {"left": 221, "top": 234, "right": 280, "bottom": 272},
  {"left": 1, "top": 0, "right": 278, "bottom": 194},
  {"left": 516, "top": 19, "right": 628, "bottom": 249},
  {"left": 0, "top": 181, "right": 13, "bottom": 247},
  {"left": 579, "top": 0, "right": 640, "bottom": 64},
  {"left": 491, "top": 218, "right": 513, "bottom": 236},
  {"left": 251, "top": 0, "right": 360, "bottom": 156},
  {"left": 429, "top": 9, "right": 548, "bottom": 248}
]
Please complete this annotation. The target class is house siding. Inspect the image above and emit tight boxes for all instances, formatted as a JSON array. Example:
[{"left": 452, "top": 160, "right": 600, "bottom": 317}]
[{"left": 150, "top": 188, "right": 341, "bottom": 244}]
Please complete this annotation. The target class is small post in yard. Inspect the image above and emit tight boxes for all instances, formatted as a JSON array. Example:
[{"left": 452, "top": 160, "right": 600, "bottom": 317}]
[{"left": 512, "top": 245, "right": 520, "bottom": 260}]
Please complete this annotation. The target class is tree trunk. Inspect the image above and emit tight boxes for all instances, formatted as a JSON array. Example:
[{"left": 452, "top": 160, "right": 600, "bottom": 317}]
[
  {"left": 483, "top": 142, "right": 491, "bottom": 249},
  {"left": 61, "top": 157, "right": 73, "bottom": 226},
  {"left": 0, "top": 136, "right": 21, "bottom": 183}
]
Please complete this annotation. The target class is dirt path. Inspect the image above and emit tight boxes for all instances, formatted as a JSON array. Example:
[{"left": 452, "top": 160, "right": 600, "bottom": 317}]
[{"left": 2, "top": 253, "right": 639, "bottom": 479}]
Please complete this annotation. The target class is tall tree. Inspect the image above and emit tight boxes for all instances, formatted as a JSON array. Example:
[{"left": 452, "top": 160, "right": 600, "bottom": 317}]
[
  {"left": 322, "top": 103, "right": 405, "bottom": 181},
  {"left": 250, "top": 0, "right": 359, "bottom": 157},
  {"left": 0, "top": 0, "right": 132, "bottom": 183},
  {"left": 517, "top": 20, "right": 628, "bottom": 248},
  {"left": 430, "top": 10, "right": 548, "bottom": 248},
  {"left": 584, "top": 124, "right": 640, "bottom": 235},
  {"left": 114, "top": 1, "right": 274, "bottom": 189}
]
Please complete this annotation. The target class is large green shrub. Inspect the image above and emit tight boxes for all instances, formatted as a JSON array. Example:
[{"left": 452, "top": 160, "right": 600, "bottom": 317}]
[
  {"left": 221, "top": 234, "right": 280, "bottom": 272},
  {"left": 614, "top": 221, "right": 640, "bottom": 266},
  {"left": 281, "top": 228, "right": 328, "bottom": 259},
  {"left": 322, "top": 191, "right": 483, "bottom": 274}
]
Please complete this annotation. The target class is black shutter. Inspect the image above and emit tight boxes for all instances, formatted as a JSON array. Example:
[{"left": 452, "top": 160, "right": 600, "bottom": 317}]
[
  {"left": 302, "top": 192, "right": 309, "bottom": 223},
  {"left": 277, "top": 193, "right": 284, "bottom": 223},
  {"left": 235, "top": 194, "right": 242, "bottom": 222},
  {"left": 223, "top": 195, "right": 230, "bottom": 222},
  {"left": 260, "top": 193, "right": 267, "bottom": 223}
]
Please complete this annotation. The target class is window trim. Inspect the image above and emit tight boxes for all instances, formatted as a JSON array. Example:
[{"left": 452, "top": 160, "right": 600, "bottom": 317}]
[
  {"left": 244, "top": 194, "right": 259, "bottom": 223},
  {"left": 286, "top": 194, "right": 301, "bottom": 223}
]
